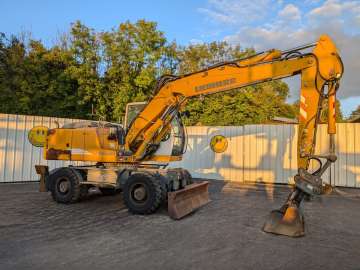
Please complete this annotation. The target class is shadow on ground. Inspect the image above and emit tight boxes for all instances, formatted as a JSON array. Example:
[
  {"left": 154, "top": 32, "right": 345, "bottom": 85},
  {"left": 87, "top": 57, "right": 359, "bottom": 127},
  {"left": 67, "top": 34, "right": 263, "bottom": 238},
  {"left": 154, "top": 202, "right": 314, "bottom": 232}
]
[{"left": 0, "top": 180, "right": 359, "bottom": 270}]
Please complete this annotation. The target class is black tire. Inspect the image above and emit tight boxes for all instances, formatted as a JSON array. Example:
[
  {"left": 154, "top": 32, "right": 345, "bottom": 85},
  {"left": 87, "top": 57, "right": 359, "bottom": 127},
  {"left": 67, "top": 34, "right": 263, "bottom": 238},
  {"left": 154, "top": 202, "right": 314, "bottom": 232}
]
[
  {"left": 99, "top": 187, "right": 117, "bottom": 196},
  {"left": 182, "top": 169, "right": 193, "bottom": 185},
  {"left": 123, "top": 173, "right": 163, "bottom": 215},
  {"left": 49, "top": 168, "right": 82, "bottom": 204}
]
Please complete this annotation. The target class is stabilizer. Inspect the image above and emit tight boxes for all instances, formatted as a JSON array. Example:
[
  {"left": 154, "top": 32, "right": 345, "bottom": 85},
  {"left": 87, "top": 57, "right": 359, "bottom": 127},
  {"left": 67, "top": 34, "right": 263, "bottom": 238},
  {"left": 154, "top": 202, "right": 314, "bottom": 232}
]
[{"left": 168, "top": 181, "right": 210, "bottom": 219}]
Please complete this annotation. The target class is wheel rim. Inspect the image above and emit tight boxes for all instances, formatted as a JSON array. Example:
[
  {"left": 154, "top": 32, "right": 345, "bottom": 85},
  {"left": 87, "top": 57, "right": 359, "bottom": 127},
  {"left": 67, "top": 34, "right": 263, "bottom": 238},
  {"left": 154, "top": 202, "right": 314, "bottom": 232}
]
[
  {"left": 130, "top": 183, "right": 148, "bottom": 205},
  {"left": 57, "top": 178, "right": 70, "bottom": 194}
]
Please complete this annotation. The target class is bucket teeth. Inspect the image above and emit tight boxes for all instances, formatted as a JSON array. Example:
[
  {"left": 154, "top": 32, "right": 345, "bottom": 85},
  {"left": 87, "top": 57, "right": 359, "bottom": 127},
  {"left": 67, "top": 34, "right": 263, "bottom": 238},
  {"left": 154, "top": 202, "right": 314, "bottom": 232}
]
[
  {"left": 168, "top": 181, "right": 210, "bottom": 220},
  {"left": 263, "top": 204, "right": 305, "bottom": 237}
]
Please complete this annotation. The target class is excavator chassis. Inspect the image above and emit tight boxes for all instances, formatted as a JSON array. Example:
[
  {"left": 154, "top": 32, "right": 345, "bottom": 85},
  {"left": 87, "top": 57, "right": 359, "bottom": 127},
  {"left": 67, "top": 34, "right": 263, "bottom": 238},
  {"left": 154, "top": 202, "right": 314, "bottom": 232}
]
[{"left": 36, "top": 164, "right": 210, "bottom": 220}]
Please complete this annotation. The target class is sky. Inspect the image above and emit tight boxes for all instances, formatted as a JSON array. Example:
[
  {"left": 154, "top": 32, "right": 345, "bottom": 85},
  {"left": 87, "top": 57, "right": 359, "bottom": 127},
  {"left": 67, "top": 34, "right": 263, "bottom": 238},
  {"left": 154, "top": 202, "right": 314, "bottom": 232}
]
[{"left": 1, "top": 0, "right": 360, "bottom": 116}]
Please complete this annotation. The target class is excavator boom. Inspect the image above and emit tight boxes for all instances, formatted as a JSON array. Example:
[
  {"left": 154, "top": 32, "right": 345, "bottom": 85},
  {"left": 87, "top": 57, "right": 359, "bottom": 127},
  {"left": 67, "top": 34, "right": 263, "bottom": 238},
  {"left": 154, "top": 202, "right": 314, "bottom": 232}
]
[
  {"left": 125, "top": 35, "right": 343, "bottom": 167},
  {"left": 124, "top": 35, "right": 344, "bottom": 236}
]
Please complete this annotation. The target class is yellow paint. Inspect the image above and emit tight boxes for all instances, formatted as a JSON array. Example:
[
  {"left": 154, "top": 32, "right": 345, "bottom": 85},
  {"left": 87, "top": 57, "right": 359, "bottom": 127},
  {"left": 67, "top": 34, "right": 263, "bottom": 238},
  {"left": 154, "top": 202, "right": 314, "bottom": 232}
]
[
  {"left": 28, "top": 126, "right": 49, "bottom": 147},
  {"left": 210, "top": 135, "right": 228, "bottom": 153}
]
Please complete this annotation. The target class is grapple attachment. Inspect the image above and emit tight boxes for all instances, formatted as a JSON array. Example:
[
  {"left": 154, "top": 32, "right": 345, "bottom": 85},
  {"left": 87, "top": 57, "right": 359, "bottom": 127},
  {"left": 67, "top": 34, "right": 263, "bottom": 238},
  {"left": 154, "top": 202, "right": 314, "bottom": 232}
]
[
  {"left": 263, "top": 204, "right": 305, "bottom": 237},
  {"left": 168, "top": 181, "right": 210, "bottom": 219}
]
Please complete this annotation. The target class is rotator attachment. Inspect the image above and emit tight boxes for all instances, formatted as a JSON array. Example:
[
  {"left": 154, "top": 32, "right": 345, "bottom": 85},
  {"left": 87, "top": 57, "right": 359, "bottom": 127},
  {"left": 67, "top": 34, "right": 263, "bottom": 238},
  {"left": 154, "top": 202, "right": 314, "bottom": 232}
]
[{"left": 263, "top": 154, "right": 337, "bottom": 237}]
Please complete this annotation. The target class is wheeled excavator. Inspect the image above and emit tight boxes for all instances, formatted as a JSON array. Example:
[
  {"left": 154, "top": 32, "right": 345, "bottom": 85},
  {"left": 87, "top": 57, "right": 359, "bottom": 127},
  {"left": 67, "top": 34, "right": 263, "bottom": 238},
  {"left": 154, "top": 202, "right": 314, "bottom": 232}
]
[{"left": 31, "top": 35, "right": 343, "bottom": 237}]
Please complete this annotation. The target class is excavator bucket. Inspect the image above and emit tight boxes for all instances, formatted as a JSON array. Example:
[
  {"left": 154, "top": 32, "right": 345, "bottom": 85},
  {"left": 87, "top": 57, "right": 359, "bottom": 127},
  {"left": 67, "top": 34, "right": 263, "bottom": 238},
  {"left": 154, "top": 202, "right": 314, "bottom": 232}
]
[
  {"left": 168, "top": 181, "right": 210, "bottom": 219},
  {"left": 262, "top": 204, "right": 305, "bottom": 237}
]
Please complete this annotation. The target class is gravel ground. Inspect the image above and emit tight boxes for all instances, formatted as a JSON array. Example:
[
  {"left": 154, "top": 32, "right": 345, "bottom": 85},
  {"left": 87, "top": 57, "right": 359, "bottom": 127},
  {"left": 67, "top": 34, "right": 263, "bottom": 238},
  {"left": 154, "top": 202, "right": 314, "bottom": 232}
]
[{"left": 0, "top": 180, "right": 359, "bottom": 270}]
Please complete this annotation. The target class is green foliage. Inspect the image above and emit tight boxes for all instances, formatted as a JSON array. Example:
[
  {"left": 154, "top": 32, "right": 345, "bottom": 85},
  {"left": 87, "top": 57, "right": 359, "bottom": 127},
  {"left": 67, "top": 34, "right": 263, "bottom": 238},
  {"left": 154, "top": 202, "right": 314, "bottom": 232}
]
[
  {"left": 100, "top": 20, "right": 171, "bottom": 120},
  {"left": 349, "top": 105, "right": 360, "bottom": 121},
  {"left": 292, "top": 99, "right": 343, "bottom": 123},
  {"left": 0, "top": 20, "right": 325, "bottom": 126},
  {"left": 0, "top": 33, "right": 87, "bottom": 117},
  {"left": 320, "top": 99, "right": 343, "bottom": 123},
  {"left": 177, "top": 42, "right": 296, "bottom": 125}
]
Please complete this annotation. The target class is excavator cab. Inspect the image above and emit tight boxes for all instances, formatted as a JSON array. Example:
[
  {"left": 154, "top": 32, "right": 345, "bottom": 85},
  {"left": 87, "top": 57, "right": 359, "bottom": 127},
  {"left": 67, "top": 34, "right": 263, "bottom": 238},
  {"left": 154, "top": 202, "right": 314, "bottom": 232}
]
[
  {"left": 124, "top": 102, "right": 147, "bottom": 131},
  {"left": 124, "top": 101, "right": 187, "bottom": 159}
]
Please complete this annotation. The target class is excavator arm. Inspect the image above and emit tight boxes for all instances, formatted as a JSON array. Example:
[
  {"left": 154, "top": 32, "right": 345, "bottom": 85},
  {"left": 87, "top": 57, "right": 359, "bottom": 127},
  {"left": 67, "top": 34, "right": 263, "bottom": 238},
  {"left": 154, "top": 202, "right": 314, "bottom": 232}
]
[
  {"left": 126, "top": 35, "right": 343, "bottom": 168},
  {"left": 125, "top": 35, "right": 343, "bottom": 237}
]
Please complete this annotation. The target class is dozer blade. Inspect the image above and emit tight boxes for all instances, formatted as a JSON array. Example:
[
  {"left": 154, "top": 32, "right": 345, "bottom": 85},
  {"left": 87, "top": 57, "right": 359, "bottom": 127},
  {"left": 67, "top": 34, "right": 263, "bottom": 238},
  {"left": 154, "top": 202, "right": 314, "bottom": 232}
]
[
  {"left": 263, "top": 204, "right": 305, "bottom": 237},
  {"left": 168, "top": 181, "right": 210, "bottom": 220}
]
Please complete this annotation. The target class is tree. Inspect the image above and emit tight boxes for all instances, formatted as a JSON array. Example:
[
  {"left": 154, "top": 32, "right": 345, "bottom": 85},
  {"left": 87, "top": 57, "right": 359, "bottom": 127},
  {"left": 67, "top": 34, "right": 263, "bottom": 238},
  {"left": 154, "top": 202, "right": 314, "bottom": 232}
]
[
  {"left": 65, "top": 21, "right": 102, "bottom": 118},
  {"left": 175, "top": 42, "right": 296, "bottom": 125},
  {"left": 0, "top": 21, "right": 177, "bottom": 121},
  {"left": 0, "top": 33, "right": 84, "bottom": 117},
  {"left": 0, "top": 33, "right": 26, "bottom": 114},
  {"left": 348, "top": 105, "right": 360, "bottom": 121},
  {"left": 100, "top": 20, "right": 174, "bottom": 121},
  {"left": 292, "top": 99, "right": 343, "bottom": 123},
  {"left": 0, "top": 20, "right": 300, "bottom": 126},
  {"left": 320, "top": 99, "right": 343, "bottom": 123}
]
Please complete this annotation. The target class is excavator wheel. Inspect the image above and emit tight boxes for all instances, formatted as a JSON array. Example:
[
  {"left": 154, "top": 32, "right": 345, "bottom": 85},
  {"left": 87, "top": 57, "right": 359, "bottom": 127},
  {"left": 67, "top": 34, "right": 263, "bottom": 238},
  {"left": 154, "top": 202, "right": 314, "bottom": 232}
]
[
  {"left": 123, "top": 173, "right": 164, "bottom": 215},
  {"left": 48, "top": 168, "right": 82, "bottom": 204}
]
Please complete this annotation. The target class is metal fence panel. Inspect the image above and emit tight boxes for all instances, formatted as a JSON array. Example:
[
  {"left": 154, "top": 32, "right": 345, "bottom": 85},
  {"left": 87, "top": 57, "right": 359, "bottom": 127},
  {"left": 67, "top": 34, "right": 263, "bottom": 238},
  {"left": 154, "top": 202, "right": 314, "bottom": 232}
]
[
  {"left": 333, "top": 123, "right": 360, "bottom": 188},
  {"left": 0, "top": 113, "right": 359, "bottom": 188},
  {"left": 0, "top": 114, "right": 85, "bottom": 182},
  {"left": 174, "top": 123, "right": 360, "bottom": 187}
]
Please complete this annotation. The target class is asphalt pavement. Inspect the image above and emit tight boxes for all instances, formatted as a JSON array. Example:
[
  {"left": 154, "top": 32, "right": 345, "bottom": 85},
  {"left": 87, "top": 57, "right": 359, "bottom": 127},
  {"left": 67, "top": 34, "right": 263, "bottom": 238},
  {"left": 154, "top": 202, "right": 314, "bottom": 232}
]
[{"left": 0, "top": 181, "right": 359, "bottom": 270}]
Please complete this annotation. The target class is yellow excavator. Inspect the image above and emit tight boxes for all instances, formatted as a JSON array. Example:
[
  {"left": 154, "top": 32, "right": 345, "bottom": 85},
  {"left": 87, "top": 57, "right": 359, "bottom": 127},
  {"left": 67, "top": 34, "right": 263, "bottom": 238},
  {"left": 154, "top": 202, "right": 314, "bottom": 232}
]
[{"left": 31, "top": 35, "right": 343, "bottom": 237}]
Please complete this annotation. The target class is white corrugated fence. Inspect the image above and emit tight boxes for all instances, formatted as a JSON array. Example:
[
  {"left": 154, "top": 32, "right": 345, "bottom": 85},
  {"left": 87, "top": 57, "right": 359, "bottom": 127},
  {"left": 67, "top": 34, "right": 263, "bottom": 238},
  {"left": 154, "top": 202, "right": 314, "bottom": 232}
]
[
  {"left": 0, "top": 114, "right": 86, "bottom": 182},
  {"left": 0, "top": 113, "right": 359, "bottom": 188}
]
